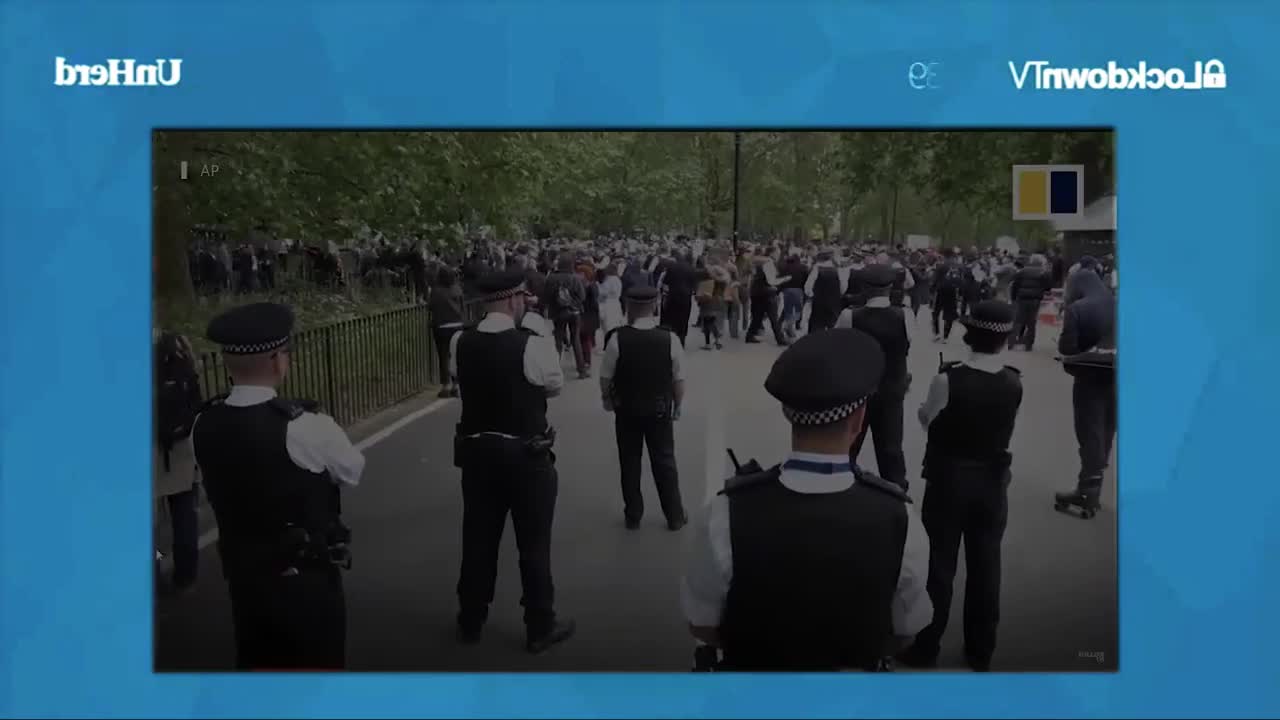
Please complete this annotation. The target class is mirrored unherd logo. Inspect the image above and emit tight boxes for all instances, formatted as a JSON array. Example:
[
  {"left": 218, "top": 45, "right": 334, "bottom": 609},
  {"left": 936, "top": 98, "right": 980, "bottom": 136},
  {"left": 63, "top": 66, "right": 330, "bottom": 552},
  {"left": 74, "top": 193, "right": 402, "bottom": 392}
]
[
  {"left": 54, "top": 57, "right": 183, "bottom": 87},
  {"left": 1009, "top": 60, "right": 1226, "bottom": 91}
]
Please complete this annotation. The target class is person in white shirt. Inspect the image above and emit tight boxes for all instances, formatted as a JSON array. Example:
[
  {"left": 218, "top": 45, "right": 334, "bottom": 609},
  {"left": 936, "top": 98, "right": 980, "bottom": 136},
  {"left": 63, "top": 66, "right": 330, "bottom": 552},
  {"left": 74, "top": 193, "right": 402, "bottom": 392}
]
[
  {"left": 900, "top": 300, "right": 1023, "bottom": 672},
  {"left": 193, "top": 302, "right": 365, "bottom": 669},
  {"left": 681, "top": 328, "right": 930, "bottom": 670},
  {"left": 745, "top": 247, "right": 791, "bottom": 345},
  {"left": 448, "top": 271, "right": 574, "bottom": 655},
  {"left": 600, "top": 285, "right": 688, "bottom": 530}
]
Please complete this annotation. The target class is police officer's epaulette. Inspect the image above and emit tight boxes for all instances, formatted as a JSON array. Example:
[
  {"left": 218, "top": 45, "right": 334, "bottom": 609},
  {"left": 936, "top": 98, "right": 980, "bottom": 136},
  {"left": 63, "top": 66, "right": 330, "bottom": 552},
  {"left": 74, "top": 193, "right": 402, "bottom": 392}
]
[
  {"left": 1003, "top": 365, "right": 1022, "bottom": 375},
  {"left": 200, "top": 394, "right": 229, "bottom": 412},
  {"left": 940, "top": 361, "right": 962, "bottom": 371},
  {"left": 603, "top": 326, "right": 622, "bottom": 345},
  {"left": 267, "top": 397, "right": 318, "bottom": 420},
  {"left": 718, "top": 465, "right": 782, "bottom": 496},
  {"left": 854, "top": 468, "right": 912, "bottom": 504},
  {"left": 518, "top": 325, "right": 539, "bottom": 337}
]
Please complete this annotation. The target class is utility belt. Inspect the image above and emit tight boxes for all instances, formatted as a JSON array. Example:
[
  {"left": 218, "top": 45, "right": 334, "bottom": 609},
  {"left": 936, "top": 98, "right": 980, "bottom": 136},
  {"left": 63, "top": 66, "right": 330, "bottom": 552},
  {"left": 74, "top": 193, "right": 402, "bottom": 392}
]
[
  {"left": 924, "top": 456, "right": 1012, "bottom": 487},
  {"left": 453, "top": 425, "right": 556, "bottom": 468},
  {"left": 224, "top": 521, "right": 352, "bottom": 578}
]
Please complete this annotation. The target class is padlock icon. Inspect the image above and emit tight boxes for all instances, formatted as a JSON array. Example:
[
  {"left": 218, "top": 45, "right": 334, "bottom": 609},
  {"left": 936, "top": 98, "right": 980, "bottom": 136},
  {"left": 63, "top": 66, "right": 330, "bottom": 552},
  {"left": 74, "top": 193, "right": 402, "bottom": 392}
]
[{"left": 1202, "top": 59, "right": 1226, "bottom": 89}]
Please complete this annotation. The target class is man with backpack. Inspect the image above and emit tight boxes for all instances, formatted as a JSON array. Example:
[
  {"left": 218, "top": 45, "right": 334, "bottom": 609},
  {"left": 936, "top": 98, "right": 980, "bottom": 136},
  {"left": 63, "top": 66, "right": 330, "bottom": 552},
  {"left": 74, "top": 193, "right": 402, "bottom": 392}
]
[
  {"left": 543, "top": 255, "right": 590, "bottom": 380},
  {"left": 154, "top": 329, "right": 205, "bottom": 593}
]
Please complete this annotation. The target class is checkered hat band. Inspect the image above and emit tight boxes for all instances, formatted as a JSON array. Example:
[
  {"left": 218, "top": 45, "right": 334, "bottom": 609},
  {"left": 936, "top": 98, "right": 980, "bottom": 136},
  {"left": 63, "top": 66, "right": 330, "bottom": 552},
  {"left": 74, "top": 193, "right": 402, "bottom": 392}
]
[
  {"left": 482, "top": 286, "right": 525, "bottom": 302},
  {"left": 222, "top": 336, "right": 289, "bottom": 355},
  {"left": 966, "top": 319, "right": 1014, "bottom": 333},
  {"left": 782, "top": 396, "right": 868, "bottom": 425}
]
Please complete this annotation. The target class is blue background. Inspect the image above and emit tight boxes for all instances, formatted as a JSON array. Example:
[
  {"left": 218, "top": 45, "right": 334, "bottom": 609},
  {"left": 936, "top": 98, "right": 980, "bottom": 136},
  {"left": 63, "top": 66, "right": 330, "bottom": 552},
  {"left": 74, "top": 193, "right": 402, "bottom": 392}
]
[{"left": 1, "top": 1, "right": 1277, "bottom": 717}]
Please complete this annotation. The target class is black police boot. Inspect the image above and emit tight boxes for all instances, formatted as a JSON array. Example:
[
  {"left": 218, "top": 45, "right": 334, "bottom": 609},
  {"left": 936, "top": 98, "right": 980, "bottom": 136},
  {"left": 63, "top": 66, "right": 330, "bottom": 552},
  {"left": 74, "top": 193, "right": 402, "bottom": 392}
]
[
  {"left": 896, "top": 643, "right": 938, "bottom": 669},
  {"left": 527, "top": 618, "right": 576, "bottom": 655},
  {"left": 456, "top": 610, "right": 485, "bottom": 645},
  {"left": 667, "top": 513, "right": 689, "bottom": 531},
  {"left": 965, "top": 651, "right": 992, "bottom": 672}
]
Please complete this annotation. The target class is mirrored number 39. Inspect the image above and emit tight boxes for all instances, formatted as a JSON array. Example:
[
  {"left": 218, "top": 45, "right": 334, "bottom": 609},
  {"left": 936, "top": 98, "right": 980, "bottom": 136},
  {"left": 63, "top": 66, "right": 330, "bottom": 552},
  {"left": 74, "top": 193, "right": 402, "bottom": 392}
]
[{"left": 908, "top": 62, "right": 941, "bottom": 90}]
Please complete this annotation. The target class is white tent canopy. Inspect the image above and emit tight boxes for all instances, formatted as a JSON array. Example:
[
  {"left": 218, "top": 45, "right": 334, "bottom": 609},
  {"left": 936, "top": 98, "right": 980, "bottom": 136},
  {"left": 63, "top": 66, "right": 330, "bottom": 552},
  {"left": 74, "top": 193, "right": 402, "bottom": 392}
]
[{"left": 1052, "top": 195, "right": 1116, "bottom": 232}]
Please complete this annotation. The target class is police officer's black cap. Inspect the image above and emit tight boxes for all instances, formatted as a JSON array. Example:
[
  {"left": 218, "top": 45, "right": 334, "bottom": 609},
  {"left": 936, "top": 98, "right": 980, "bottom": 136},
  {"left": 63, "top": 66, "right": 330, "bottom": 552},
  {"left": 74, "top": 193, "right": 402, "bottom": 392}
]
[
  {"left": 624, "top": 285, "right": 660, "bottom": 304},
  {"left": 859, "top": 263, "right": 897, "bottom": 289},
  {"left": 475, "top": 270, "right": 527, "bottom": 301},
  {"left": 207, "top": 302, "right": 294, "bottom": 355},
  {"left": 960, "top": 300, "right": 1016, "bottom": 334},
  {"left": 765, "top": 329, "right": 884, "bottom": 426}
]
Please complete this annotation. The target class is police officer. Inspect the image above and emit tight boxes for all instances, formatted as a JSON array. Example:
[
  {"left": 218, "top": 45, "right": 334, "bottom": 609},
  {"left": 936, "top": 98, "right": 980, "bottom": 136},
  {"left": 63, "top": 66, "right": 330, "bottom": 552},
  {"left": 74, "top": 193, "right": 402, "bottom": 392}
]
[
  {"left": 193, "top": 302, "right": 365, "bottom": 670},
  {"left": 681, "top": 329, "right": 931, "bottom": 671},
  {"left": 600, "top": 285, "right": 688, "bottom": 531},
  {"left": 900, "top": 300, "right": 1023, "bottom": 672},
  {"left": 837, "top": 264, "right": 912, "bottom": 492},
  {"left": 448, "top": 270, "right": 576, "bottom": 654},
  {"left": 883, "top": 252, "right": 916, "bottom": 309},
  {"left": 1009, "top": 254, "right": 1052, "bottom": 350},
  {"left": 803, "top": 249, "right": 846, "bottom": 333},
  {"left": 844, "top": 251, "right": 868, "bottom": 309}
]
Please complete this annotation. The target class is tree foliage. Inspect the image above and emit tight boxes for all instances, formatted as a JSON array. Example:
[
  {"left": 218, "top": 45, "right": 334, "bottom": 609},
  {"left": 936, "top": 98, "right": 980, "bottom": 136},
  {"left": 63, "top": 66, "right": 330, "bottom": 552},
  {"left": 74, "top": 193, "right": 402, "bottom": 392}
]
[{"left": 153, "top": 129, "right": 1113, "bottom": 299}]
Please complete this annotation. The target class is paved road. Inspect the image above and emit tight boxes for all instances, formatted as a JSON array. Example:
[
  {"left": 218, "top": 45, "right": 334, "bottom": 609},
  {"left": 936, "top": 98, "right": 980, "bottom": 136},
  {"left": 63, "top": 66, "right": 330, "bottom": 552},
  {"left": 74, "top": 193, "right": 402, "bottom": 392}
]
[{"left": 156, "top": 305, "right": 1117, "bottom": 672}]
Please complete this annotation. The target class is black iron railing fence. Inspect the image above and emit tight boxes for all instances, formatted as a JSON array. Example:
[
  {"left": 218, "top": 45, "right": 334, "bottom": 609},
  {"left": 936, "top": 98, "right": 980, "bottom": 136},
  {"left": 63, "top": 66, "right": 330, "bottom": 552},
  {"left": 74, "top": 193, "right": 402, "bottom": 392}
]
[{"left": 194, "top": 299, "right": 485, "bottom": 427}]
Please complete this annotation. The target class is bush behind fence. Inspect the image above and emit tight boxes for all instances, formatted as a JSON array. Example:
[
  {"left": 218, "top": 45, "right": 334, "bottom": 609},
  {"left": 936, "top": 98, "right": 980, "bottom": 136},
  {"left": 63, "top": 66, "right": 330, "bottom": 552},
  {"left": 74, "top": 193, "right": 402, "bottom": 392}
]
[{"left": 195, "top": 301, "right": 483, "bottom": 427}]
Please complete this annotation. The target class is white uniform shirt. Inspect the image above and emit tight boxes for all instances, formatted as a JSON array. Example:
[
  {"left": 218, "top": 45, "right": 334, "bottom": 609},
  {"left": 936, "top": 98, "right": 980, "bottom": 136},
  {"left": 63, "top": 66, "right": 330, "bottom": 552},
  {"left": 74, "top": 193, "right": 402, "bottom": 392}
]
[
  {"left": 892, "top": 261, "right": 916, "bottom": 290},
  {"left": 761, "top": 258, "right": 790, "bottom": 287},
  {"left": 918, "top": 351, "right": 1008, "bottom": 428},
  {"left": 835, "top": 296, "right": 913, "bottom": 340},
  {"left": 598, "top": 316, "right": 686, "bottom": 409},
  {"left": 192, "top": 385, "right": 366, "bottom": 487},
  {"left": 448, "top": 312, "right": 564, "bottom": 397},
  {"left": 680, "top": 451, "right": 933, "bottom": 637},
  {"left": 803, "top": 261, "right": 851, "bottom": 298}
]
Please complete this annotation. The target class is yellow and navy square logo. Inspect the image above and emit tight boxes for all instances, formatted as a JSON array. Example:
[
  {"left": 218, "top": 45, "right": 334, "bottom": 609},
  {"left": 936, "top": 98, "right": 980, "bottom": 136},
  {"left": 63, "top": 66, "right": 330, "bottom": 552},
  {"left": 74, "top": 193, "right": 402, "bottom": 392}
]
[{"left": 1012, "top": 164, "right": 1085, "bottom": 221}]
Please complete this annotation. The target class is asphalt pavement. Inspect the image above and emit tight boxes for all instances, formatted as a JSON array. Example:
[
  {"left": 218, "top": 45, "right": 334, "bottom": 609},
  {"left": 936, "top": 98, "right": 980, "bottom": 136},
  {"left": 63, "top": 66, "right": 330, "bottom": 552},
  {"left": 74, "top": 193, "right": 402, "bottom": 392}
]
[{"left": 155, "top": 303, "right": 1118, "bottom": 672}]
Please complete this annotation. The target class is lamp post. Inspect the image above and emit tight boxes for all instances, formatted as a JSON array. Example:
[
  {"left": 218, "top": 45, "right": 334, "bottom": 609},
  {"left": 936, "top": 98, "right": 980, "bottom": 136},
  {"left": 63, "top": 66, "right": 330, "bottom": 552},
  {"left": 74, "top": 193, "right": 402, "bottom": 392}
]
[{"left": 732, "top": 131, "right": 742, "bottom": 256}]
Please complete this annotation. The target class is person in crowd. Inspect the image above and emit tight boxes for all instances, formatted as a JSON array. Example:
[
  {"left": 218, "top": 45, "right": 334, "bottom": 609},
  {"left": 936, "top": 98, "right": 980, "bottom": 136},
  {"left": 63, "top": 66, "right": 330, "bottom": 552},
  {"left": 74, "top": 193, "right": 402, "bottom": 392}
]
[
  {"left": 429, "top": 267, "right": 466, "bottom": 398},
  {"left": 1053, "top": 267, "right": 1117, "bottom": 517}
]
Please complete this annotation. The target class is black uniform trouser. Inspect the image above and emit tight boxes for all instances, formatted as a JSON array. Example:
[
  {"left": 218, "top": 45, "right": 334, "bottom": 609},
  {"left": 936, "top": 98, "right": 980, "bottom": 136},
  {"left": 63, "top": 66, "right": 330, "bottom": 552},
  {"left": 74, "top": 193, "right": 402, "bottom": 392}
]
[
  {"left": 913, "top": 464, "right": 1009, "bottom": 665},
  {"left": 808, "top": 305, "right": 838, "bottom": 334},
  {"left": 457, "top": 452, "right": 558, "bottom": 636},
  {"left": 661, "top": 299, "right": 692, "bottom": 347},
  {"left": 615, "top": 414, "right": 684, "bottom": 524},
  {"left": 932, "top": 295, "right": 958, "bottom": 338},
  {"left": 849, "top": 388, "right": 907, "bottom": 488},
  {"left": 747, "top": 293, "right": 785, "bottom": 343},
  {"left": 1072, "top": 376, "right": 1117, "bottom": 487},
  {"left": 432, "top": 325, "right": 461, "bottom": 385},
  {"left": 260, "top": 263, "right": 275, "bottom": 290},
  {"left": 553, "top": 314, "right": 586, "bottom": 374},
  {"left": 164, "top": 486, "right": 199, "bottom": 587},
  {"left": 228, "top": 566, "right": 346, "bottom": 670},
  {"left": 1010, "top": 299, "right": 1040, "bottom": 349},
  {"left": 910, "top": 289, "right": 923, "bottom": 317}
]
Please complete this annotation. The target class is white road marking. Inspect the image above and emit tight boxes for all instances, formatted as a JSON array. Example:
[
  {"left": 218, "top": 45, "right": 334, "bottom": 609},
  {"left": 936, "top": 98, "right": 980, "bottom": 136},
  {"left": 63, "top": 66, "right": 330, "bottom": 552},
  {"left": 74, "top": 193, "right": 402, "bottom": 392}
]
[{"left": 192, "top": 397, "right": 455, "bottom": 551}]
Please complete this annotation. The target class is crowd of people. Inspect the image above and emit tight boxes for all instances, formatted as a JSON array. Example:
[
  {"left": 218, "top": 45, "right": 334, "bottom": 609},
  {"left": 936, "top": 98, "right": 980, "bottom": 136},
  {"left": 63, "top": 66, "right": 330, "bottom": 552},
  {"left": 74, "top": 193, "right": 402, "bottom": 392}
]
[{"left": 155, "top": 229, "right": 1118, "bottom": 672}]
